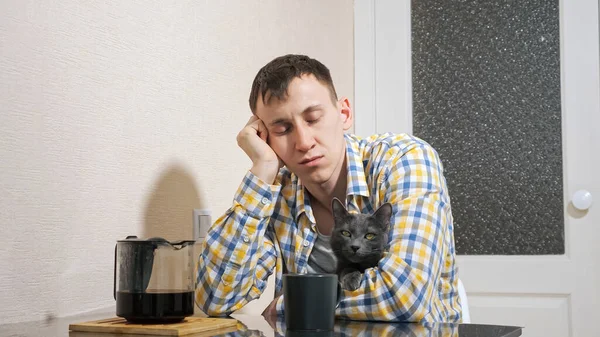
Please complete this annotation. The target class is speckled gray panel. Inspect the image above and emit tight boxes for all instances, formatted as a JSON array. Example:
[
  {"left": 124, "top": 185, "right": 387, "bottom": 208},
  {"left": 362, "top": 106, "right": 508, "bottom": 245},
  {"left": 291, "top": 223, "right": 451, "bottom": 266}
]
[{"left": 411, "top": 0, "right": 563, "bottom": 255}]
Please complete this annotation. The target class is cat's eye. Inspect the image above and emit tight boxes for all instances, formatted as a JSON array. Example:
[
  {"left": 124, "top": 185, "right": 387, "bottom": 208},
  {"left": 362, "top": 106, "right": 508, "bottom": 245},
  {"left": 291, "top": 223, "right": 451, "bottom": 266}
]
[
  {"left": 341, "top": 230, "right": 351, "bottom": 237},
  {"left": 365, "top": 233, "right": 376, "bottom": 240}
]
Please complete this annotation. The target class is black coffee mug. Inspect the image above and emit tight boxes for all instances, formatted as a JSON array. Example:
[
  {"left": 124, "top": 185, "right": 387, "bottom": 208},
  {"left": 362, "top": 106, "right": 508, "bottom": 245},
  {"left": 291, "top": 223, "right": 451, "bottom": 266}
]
[{"left": 283, "top": 273, "right": 341, "bottom": 331}]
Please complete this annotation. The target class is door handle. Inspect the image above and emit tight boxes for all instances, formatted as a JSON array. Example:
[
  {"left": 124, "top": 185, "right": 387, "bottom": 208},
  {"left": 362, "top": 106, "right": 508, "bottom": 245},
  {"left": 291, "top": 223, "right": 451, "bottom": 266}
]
[{"left": 572, "top": 190, "right": 593, "bottom": 211}]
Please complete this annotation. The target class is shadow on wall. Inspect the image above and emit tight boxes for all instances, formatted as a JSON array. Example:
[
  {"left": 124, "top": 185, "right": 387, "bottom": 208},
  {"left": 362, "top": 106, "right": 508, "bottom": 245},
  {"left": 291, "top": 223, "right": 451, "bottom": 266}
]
[{"left": 142, "top": 162, "right": 204, "bottom": 241}]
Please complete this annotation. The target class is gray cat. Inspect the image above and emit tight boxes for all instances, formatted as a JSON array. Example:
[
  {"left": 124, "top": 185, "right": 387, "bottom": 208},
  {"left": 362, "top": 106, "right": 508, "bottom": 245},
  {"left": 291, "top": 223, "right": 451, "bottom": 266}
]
[{"left": 330, "top": 198, "right": 393, "bottom": 291}]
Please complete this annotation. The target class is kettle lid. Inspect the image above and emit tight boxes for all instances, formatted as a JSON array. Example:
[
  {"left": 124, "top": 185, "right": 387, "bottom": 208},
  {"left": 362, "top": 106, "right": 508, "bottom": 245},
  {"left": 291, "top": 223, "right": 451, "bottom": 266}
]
[{"left": 117, "top": 236, "right": 195, "bottom": 249}]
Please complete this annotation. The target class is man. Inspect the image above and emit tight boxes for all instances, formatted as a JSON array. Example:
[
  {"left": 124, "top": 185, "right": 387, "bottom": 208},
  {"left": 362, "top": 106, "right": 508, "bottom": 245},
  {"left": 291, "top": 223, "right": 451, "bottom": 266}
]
[{"left": 196, "top": 54, "right": 462, "bottom": 322}]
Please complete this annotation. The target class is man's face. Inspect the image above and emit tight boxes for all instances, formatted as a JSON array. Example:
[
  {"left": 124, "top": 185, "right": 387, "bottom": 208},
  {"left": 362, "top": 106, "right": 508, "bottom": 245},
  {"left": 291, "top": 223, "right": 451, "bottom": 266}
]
[{"left": 255, "top": 74, "right": 353, "bottom": 186}]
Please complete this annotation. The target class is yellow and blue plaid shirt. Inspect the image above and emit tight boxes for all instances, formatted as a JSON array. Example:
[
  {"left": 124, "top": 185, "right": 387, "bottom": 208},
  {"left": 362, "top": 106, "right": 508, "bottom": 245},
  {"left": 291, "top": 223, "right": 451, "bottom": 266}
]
[{"left": 196, "top": 133, "right": 462, "bottom": 322}]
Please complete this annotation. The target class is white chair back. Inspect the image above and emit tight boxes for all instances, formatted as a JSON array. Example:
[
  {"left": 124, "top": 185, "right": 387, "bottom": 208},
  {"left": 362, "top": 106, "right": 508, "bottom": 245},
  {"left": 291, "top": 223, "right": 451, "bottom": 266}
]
[{"left": 458, "top": 278, "right": 471, "bottom": 323}]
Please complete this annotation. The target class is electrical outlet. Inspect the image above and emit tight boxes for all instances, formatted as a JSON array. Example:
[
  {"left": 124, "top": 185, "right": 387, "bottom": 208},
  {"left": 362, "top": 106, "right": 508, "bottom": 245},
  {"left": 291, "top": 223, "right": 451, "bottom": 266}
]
[{"left": 193, "top": 209, "right": 211, "bottom": 240}]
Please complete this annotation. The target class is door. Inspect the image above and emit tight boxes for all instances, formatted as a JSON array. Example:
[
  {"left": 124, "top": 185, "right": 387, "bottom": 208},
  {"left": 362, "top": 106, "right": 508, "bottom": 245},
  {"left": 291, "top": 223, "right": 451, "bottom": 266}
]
[{"left": 354, "top": 1, "right": 600, "bottom": 336}]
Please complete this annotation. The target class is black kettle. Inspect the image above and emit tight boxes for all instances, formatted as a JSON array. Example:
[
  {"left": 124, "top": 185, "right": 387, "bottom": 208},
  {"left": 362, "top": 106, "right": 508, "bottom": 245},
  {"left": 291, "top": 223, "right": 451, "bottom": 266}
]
[{"left": 113, "top": 236, "right": 196, "bottom": 323}]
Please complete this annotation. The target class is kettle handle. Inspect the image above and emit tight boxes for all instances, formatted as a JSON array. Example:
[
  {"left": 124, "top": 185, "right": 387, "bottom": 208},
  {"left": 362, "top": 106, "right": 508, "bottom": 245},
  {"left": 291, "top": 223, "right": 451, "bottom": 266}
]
[
  {"left": 113, "top": 243, "right": 117, "bottom": 300},
  {"left": 113, "top": 236, "right": 140, "bottom": 300}
]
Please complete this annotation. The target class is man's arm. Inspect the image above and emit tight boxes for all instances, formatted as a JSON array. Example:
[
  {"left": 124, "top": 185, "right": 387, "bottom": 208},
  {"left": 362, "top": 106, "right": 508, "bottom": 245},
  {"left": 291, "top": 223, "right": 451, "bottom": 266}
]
[
  {"left": 336, "top": 142, "right": 459, "bottom": 322},
  {"left": 195, "top": 115, "right": 284, "bottom": 316},
  {"left": 195, "top": 171, "right": 281, "bottom": 316}
]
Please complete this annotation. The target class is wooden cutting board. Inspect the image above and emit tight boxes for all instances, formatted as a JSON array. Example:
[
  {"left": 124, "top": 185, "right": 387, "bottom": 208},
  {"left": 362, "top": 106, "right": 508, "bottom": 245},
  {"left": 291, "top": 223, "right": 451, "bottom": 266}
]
[{"left": 68, "top": 316, "right": 238, "bottom": 336}]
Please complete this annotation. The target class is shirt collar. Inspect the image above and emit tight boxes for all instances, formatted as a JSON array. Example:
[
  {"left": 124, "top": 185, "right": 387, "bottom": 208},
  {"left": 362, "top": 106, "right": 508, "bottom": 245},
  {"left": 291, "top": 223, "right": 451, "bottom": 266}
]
[
  {"left": 292, "top": 133, "right": 370, "bottom": 222},
  {"left": 344, "top": 133, "right": 370, "bottom": 198}
]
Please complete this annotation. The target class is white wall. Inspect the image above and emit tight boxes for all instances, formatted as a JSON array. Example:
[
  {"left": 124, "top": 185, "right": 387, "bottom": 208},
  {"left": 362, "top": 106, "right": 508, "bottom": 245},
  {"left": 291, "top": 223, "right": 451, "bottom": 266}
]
[{"left": 0, "top": 0, "right": 354, "bottom": 324}]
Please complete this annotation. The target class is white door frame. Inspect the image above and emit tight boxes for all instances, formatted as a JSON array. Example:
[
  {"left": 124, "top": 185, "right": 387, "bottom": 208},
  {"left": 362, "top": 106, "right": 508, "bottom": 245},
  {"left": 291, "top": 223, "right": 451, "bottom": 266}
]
[
  {"left": 354, "top": 0, "right": 412, "bottom": 137},
  {"left": 354, "top": 0, "right": 600, "bottom": 335}
]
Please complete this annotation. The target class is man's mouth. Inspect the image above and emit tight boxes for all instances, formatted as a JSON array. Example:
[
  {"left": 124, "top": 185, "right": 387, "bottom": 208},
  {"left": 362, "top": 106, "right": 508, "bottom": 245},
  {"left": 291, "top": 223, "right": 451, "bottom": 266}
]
[{"left": 299, "top": 155, "right": 323, "bottom": 165}]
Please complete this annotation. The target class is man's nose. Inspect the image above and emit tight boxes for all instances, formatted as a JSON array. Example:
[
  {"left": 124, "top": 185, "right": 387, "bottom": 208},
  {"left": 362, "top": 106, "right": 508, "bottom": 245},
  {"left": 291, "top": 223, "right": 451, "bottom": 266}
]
[{"left": 294, "top": 124, "right": 315, "bottom": 151}]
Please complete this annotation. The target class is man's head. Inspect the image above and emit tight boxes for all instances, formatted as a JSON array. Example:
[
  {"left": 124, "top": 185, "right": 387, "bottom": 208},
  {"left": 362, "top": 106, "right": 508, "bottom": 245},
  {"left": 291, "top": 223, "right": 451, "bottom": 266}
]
[
  {"left": 249, "top": 54, "right": 338, "bottom": 114},
  {"left": 248, "top": 54, "right": 353, "bottom": 188}
]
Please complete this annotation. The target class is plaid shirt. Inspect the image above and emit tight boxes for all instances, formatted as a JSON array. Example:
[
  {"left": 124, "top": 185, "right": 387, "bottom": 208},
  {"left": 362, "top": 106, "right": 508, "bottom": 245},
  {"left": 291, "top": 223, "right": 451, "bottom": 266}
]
[{"left": 196, "top": 133, "right": 462, "bottom": 322}]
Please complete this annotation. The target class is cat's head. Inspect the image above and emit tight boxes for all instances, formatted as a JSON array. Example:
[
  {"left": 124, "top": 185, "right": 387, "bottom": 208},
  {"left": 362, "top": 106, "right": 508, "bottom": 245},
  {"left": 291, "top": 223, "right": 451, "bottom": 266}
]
[{"left": 330, "top": 198, "right": 393, "bottom": 264}]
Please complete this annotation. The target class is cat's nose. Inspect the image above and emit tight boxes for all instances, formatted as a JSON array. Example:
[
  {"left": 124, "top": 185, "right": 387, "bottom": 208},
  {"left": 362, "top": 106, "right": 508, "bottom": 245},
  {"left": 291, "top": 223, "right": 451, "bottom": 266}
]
[{"left": 351, "top": 245, "right": 360, "bottom": 253}]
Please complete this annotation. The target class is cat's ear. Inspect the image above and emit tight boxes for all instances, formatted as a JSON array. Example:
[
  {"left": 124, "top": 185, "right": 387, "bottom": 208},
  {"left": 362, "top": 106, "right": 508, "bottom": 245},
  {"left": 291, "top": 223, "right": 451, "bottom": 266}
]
[
  {"left": 373, "top": 202, "right": 393, "bottom": 230},
  {"left": 331, "top": 197, "right": 348, "bottom": 220}
]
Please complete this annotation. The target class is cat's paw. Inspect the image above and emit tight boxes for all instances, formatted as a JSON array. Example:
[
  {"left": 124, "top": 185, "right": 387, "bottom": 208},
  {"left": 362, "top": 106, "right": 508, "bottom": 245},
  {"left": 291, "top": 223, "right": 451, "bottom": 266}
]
[{"left": 341, "top": 271, "right": 362, "bottom": 291}]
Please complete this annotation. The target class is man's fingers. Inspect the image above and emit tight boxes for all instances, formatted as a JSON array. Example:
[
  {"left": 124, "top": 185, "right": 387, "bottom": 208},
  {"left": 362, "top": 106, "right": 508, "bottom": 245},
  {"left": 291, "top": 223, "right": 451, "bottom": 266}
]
[
  {"left": 244, "top": 115, "right": 269, "bottom": 142},
  {"left": 245, "top": 115, "right": 259, "bottom": 126},
  {"left": 255, "top": 119, "right": 269, "bottom": 142}
]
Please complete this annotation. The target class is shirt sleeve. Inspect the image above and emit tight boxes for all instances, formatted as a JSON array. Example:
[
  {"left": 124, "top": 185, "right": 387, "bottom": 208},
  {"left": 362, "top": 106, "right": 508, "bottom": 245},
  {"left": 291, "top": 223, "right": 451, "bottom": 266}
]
[
  {"left": 336, "top": 142, "right": 455, "bottom": 322},
  {"left": 275, "top": 291, "right": 285, "bottom": 316},
  {"left": 195, "top": 170, "right": 282, "bottom": 316}
]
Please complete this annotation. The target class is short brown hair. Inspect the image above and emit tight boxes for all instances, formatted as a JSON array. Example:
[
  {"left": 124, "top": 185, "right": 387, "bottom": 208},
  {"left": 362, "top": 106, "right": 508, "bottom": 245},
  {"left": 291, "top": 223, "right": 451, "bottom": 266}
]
[{"left": 248, "top": 54, "right": 338, "bottom": 113}]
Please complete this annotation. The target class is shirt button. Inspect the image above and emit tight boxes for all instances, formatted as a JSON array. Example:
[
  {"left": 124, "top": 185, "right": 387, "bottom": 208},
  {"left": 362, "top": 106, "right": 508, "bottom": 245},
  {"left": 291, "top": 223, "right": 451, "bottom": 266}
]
[
  {"left": 261, "top": 197, "right": 270, "bottom": 205},
  {"left": 303, "top": 240, "right": 310, "bottom": 247},
  {"left": 243, "top": 236, "right": 250, "bottom": 243}
]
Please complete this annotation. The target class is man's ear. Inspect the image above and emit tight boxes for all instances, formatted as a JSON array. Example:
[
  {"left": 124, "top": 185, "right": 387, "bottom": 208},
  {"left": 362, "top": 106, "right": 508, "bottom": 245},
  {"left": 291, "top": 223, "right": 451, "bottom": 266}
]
[{"left": 338, "top": 97, "right": 353, "bottom": 131}]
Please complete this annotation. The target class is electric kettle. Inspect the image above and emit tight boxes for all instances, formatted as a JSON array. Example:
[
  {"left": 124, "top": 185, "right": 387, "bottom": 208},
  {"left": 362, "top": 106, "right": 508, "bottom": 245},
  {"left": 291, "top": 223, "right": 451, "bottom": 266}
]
[{"left": 114, "top": 236, "right": 196, "bottom": 323}]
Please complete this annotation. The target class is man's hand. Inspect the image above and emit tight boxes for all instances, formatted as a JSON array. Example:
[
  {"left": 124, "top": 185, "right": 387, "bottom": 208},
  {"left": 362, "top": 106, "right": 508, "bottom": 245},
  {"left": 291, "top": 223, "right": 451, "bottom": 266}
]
[
  {"left": 261, "top": 295, "right": 281, "bottom": 318},
  {"left": 236, "top": 116, "right": 282, "bottom": 184}
]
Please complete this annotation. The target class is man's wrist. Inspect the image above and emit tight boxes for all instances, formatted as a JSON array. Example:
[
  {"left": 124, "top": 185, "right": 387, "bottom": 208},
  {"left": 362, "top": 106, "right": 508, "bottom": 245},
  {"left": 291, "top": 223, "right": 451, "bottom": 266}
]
[
  {"left": 250, "top": 162, "right": 279, "bottom": 185},
  {"left": 234, "top": 170, "right": 281, "bottom": 220}
]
